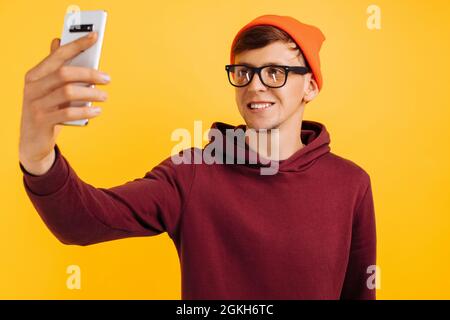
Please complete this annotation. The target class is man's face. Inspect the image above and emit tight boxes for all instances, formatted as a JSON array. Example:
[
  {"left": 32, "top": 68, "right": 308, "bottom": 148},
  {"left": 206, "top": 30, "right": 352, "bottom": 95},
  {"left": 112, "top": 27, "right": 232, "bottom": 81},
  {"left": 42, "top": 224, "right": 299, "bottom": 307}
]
[{"left": 234, "top": 40, "right": 315, "bottom": 131}]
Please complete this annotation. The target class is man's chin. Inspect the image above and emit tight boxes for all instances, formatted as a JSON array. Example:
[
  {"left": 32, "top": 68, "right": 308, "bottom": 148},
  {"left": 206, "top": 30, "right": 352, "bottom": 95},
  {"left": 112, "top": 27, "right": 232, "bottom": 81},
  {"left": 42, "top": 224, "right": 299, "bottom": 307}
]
[{"left": 244, "top": 121, "right": 279, "bottom": 132}]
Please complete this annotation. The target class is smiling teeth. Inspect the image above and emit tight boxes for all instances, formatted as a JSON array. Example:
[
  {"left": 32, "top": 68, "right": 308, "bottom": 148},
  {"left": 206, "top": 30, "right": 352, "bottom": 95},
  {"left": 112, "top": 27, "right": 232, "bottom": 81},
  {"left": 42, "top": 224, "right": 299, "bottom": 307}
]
[{"left": 250, "top": 103, "right": 273, "bottom": 109}]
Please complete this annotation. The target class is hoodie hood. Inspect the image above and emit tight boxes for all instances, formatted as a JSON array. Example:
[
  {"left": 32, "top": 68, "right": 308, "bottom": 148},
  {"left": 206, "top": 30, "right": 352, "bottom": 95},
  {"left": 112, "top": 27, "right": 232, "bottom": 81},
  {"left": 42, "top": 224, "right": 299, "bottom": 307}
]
[{"left": 206, "top": 120, "right": 331, "bottom": 172}]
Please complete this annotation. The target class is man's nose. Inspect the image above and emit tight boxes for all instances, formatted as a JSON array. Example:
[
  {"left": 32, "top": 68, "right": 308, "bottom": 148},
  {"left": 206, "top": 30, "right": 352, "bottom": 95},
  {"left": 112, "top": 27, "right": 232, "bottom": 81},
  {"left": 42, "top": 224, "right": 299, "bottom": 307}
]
[{"left": 247, "top": 73, "right": 267, "bottom": 91}]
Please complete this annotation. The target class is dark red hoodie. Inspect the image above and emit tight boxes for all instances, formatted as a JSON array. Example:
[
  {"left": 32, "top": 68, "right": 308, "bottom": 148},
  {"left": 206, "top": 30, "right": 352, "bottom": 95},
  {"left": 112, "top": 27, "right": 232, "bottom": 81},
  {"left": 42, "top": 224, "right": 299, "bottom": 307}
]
[{"left": 20, "top": 120, "right": 376, "bottom": 299}]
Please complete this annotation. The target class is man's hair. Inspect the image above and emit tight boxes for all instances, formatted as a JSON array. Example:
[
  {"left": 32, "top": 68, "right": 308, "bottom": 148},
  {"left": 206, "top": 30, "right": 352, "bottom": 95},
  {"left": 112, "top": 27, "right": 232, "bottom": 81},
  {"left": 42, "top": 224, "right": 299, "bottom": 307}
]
[{"left": 231, "top": 25, "right": 311, "bottom": 69}]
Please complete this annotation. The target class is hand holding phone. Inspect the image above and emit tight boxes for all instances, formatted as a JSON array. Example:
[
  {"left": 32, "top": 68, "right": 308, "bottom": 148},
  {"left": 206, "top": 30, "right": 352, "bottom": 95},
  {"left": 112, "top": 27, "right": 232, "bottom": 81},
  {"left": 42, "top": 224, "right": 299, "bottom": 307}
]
[{"left": 19, "top": 11, "right": 109, "bottom": 175}]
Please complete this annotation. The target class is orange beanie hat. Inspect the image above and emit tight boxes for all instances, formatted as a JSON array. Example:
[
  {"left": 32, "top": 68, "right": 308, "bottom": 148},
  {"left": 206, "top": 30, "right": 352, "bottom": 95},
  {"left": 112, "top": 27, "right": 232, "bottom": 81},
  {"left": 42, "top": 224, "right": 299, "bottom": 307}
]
[{"left": 230, "top": 15, "right": 326, "bottom": 90}]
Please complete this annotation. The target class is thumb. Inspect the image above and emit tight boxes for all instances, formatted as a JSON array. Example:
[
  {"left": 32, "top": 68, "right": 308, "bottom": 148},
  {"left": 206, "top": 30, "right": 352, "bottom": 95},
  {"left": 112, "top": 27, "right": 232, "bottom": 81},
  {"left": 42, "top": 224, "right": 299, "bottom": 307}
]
[{"left": 50, "top": 38, "right": 60, "bottom": 53}]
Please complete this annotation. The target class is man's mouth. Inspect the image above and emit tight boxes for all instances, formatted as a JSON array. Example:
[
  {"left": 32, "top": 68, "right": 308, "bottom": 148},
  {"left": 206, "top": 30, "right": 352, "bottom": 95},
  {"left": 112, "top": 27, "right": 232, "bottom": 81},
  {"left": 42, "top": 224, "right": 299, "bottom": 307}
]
[{"left": 246, "top": 102, "right": 275, "bottom": 111}]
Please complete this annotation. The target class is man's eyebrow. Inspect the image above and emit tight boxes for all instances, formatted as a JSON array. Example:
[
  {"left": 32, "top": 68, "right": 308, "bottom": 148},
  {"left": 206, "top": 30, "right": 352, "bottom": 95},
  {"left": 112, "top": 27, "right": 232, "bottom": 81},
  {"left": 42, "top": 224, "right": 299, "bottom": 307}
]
[{"left": 237, "top": 61, "right": 286, "bottom": 67}]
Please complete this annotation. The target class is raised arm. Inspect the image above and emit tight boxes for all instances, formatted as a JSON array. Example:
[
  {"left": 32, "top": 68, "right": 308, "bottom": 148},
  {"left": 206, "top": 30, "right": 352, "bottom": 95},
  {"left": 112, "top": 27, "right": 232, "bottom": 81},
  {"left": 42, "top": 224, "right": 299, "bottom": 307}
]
[
  {"left": 20, "top": 144, "right": 195, "bottom": 246},
  {"left": 18, "top": 33, "right": 195, "bottom": 246}
]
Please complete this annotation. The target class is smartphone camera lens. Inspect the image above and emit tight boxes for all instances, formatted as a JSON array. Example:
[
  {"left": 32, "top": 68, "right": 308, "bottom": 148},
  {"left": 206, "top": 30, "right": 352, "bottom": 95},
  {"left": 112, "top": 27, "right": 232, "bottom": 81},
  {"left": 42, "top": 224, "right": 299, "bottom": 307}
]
[{"left": 69, "top": 23, "right": 94, "bottom": 33}]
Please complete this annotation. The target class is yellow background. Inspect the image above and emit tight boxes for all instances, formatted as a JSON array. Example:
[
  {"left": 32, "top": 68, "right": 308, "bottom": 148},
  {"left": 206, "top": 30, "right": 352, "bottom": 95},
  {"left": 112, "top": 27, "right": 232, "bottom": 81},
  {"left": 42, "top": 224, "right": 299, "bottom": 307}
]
[{"left": 1, "top": 0, "right": 449, "bottom": 299}]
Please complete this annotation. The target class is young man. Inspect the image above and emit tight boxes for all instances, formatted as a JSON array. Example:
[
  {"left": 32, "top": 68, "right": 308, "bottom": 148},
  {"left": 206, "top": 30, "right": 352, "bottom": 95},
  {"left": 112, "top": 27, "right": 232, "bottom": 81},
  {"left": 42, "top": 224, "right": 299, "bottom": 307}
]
[{"left": 19, "top": 15, "right": 376, "bottom": 299}]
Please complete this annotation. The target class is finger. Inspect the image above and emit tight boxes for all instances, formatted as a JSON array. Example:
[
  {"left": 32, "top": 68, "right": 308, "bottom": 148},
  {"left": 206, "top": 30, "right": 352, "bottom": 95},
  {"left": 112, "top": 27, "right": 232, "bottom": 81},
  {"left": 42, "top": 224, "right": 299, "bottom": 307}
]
[
  {"left": 50, "top": 38, "right": 60, "bottom": 53},
  {"left": 56, "top": 101, "right": 71, "bottom": 110},
  {"left": 26, "top": 66, "right": 110, "bottom": 101},
  {"left": 47, "top": 105, "right": 102, "bottom": 125},
  {"left": 26, "top": 32, "right": 98, "bottom": 83},
  {"left": 31, "top": 84, "right": 107, "bottom": 112}
]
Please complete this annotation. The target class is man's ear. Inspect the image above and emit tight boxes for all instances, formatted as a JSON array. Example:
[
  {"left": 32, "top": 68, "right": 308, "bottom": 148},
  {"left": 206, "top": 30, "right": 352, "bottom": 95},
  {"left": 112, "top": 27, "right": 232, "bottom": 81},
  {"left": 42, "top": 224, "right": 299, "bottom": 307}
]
[{"left": 303, "top": 75, "right": 319, "bottom": 103}]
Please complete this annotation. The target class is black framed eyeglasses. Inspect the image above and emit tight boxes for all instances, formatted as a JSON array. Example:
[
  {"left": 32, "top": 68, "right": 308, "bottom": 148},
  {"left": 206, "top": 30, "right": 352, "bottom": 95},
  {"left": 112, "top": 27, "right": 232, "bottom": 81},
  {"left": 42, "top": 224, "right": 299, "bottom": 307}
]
[{"left": 225, "top": 64, "right": 310, "bottom": 88}]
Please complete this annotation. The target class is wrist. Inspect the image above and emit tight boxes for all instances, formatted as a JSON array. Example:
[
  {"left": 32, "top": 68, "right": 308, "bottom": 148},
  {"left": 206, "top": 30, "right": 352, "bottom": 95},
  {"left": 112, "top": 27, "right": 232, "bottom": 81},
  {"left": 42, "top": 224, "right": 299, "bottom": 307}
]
[{"left": 20, "top": 149, "right": 56, "bottom": 176}]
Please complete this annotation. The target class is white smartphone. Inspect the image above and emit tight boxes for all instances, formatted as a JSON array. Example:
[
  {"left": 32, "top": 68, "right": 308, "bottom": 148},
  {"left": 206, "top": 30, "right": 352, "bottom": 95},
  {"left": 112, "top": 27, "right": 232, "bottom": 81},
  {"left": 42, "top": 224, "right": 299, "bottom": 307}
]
[{"left": 60, "top": 10, "right": 107, "bottom": 126}]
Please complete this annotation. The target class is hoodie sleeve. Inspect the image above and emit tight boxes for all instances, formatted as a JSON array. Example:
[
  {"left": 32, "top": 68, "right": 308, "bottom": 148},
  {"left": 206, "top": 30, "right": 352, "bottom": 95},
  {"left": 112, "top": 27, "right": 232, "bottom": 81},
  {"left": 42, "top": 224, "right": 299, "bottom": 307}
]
[
  {"left": 340, "top": 178, "right": 377, "bottom": 300},
  {"left": 19, "top": 144, "right": 195, "bottom": 246}
]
